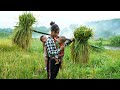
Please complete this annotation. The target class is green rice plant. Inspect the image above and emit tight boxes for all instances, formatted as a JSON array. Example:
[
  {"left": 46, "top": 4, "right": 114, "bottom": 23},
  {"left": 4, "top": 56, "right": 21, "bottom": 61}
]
[{"left": 1, "top": 38, "right": 120, "bottom": 79}]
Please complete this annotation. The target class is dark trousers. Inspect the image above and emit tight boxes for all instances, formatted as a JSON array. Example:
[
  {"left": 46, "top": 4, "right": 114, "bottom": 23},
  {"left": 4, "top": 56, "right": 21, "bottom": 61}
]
[{"left": 47, "top": 57, "right": 61, "bottom": 79}]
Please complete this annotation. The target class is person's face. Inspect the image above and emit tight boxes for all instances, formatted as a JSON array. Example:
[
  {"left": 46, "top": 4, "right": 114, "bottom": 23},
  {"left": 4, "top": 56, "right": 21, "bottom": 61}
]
[
  {"left": 52, "top": 30, "right": 59, "bottom": 37},
  {"left": 55, "top": 30, "right": 59, "bottom": 37},
  {"left": 57, "top": 37, "right": 62, "bottom": 44},
  {"left": 42, "top": 36, "right": 47, "bottom": 43}
]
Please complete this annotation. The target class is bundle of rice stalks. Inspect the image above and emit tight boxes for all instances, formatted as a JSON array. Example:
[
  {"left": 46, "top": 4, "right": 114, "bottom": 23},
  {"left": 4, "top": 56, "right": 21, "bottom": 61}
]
[
  {"left": 71, "top": 26, "right": 93, "bottom": 64},
  {"left": 12, "top": 12, "right": 36, "bottom": 50},
  {"left": 74, "top": 26, "right": 92, "bottom": 42}
]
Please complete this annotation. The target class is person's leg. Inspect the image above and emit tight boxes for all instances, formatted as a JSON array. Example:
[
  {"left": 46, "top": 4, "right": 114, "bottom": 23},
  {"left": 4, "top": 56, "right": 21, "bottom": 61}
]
[
  {"left": 54, "top": 61, "right": 61, "bottom": 79},
  {"left": 59, "top": 57, "right": 63, "bottom": 69},
  {"left": 49, "top": 58, "right": 61, "bottom": 79},
  {"left": 49, "top": 58, "right": 56, "bottom": 79},
  {"left": 47, "top": 58, "right": 50, "bottom": 79},
  {"left": 60, "top": 60, "right": 62, "bottom": 69},
  {"left": 45, "top": 59, "right": 47, "bottom": 69}
]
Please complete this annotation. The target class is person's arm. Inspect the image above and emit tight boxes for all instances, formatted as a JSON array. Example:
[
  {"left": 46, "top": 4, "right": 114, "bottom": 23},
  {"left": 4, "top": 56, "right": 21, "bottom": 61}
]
[
  {"left": 65, "top": 38, "right": 75, "bottom": 46},
  {"left": 45, "top": 38, "right": 60, "bottom": 59}
]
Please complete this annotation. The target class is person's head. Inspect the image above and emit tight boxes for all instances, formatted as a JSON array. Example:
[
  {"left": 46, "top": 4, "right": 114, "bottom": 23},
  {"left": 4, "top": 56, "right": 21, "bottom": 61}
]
[
  {"left": 50, "top": 21, "right": 60, "bottom": 38},
  {"left": 57, "top": 36, "right": 67, "bottom": 44},
  {"left": 40, "top": 35, "right": 47, "bottom": 43}
]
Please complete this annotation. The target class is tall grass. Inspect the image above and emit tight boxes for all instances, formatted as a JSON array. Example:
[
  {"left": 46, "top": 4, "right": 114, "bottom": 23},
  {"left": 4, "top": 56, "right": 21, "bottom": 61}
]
[
  {"left": 109, "top": 35, "right": 120, "bottom": 46},
  {"left": 0, "top": 38, "right": 46, "bottom": 79},
  {"left": 1, "top": 38, "right": 120, "bottom": 79}
]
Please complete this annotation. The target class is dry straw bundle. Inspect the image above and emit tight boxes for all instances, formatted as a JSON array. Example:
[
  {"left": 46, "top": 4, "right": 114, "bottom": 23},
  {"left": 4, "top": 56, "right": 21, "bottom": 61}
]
[
  {"left": 71, "top": 26, "right": 93, "bottom": 64},
  {"left": 12, "top": 12, "right": 36, "bottom": 50}
]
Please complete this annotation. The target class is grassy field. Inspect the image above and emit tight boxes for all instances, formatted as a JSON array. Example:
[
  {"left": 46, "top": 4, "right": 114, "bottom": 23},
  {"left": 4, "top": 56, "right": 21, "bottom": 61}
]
[{"left": 0, "top": 38, "right": 120, "bottom": 79}]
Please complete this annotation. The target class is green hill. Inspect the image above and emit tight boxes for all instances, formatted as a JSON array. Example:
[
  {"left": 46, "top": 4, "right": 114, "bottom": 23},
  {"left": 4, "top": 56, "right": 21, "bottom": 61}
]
[
  {"left": 1, "top": 18, "right": 120, "bottom": 39},
  {"left": 0, "top": 26, "right": 50, "bottom": 38},
  {"left": 0, "top": 28, "right": 12, "bottom": 38},
  {"left": 85, "top": 18, "right": 120, "bottom": 39}
]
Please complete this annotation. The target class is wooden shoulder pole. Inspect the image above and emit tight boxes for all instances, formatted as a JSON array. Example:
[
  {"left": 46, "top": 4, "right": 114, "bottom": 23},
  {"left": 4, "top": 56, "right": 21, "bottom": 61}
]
[{"left": 32, "top": 30, "right": 50, "bottom": 35}]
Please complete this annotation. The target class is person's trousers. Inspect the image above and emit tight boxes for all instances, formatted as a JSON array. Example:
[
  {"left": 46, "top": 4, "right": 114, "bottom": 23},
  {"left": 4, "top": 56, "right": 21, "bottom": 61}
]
[{"left": 47, "top": 57, "right": 61, "bottom": 79}]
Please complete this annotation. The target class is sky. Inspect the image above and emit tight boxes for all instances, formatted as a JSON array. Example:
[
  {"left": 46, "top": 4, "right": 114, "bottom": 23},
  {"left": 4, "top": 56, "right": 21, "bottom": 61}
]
[{"left": 0, "top": 11, "right": 120, "bottom": 29}]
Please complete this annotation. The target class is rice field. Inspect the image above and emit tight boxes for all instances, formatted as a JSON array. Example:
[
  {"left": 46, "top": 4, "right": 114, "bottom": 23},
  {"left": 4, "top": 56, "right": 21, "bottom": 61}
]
[{"left": 0, "top": 38, "right": 120, "bottom": 79}]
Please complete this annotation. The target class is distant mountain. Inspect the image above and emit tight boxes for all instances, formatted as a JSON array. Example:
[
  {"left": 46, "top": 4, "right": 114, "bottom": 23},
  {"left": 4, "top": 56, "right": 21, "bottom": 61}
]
[
  {"left": 32, "top": 26, "right": 50, "bottom": 38},
  {"left": 60, "top": 18, "right": 120, "bottom": 39},
  {"left": 85, "top": 18, "right": 120, "bottom": 39},
  {"left": 1, "top": 18, "right": 120, "bottom": 39},
  {"left": 0, "top": 26, "right": 50, "bottom": 38},
  {"left": 0, "top": 28, "right": 12, "bottom": 38}
]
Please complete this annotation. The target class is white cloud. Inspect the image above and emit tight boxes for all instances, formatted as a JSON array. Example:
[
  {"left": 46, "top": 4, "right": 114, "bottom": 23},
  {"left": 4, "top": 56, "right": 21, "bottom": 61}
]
[{"left": 0, "top": 11, "right": 120, "bottom": 29}]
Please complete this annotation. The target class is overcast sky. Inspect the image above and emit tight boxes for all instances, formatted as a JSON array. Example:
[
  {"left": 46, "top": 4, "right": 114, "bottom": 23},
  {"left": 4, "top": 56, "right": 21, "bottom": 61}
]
[{"left": 0, "top": 11, "right": 120, "bottom": 29}]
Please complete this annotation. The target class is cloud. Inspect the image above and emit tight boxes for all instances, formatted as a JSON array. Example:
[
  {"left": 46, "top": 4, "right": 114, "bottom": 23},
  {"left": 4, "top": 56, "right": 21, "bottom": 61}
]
[{"left": 0, "top": 11, "right": 120, "bottom": 29}]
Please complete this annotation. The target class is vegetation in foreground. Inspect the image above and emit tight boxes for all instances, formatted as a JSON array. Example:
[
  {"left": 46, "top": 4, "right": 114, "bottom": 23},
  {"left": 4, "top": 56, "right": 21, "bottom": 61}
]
[{"left": 0, "top": 38, "right": 120, "bottom": 79}]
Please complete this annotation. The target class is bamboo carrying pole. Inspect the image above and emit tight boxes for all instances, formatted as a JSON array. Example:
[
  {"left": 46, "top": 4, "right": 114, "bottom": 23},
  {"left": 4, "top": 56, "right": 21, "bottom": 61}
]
[
  {"left": 32, "top": 30, "right": 50, "bottom": 35},
  {"left": 32, "top": 29, "right": 72, "bottom": 41},
  {"left": 32, "top": 30, "right": 102, "bottom": 50}
]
